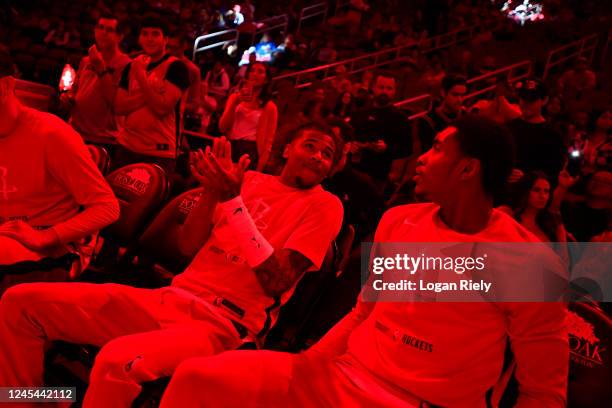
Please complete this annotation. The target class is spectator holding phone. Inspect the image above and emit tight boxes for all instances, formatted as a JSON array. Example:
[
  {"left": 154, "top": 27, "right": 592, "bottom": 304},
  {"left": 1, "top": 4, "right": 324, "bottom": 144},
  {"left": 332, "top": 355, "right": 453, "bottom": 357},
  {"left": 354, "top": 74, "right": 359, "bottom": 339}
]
[
  {"left": 219, "top": 62, "right": 278, "bottom": 171},
  {"left": 506, "top": 78, "right": 566, "bottom": 184}
]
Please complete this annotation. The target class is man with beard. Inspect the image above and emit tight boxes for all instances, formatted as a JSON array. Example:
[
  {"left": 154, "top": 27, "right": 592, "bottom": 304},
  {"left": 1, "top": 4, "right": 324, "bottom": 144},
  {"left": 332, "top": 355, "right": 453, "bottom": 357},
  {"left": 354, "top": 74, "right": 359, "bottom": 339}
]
[{"left": 349, "top": 71, "right": 412, "bottom": 188}]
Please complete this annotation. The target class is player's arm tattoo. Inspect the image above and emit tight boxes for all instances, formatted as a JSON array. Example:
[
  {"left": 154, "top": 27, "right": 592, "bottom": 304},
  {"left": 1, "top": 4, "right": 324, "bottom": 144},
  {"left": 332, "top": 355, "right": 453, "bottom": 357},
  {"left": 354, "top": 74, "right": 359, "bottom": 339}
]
[{"left": 253, "top": 249, "right": 313, "bottom": 298}]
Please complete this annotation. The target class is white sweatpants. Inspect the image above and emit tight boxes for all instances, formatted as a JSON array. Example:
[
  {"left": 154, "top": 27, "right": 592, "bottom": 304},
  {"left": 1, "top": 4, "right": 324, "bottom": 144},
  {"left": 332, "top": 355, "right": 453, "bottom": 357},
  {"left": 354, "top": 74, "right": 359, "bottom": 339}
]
[
  {"left": 160, "top": 350, "right": 420, "bottom": 408},
  {"left": 0, "top": 283, "right": 243, "bottom": 408}
]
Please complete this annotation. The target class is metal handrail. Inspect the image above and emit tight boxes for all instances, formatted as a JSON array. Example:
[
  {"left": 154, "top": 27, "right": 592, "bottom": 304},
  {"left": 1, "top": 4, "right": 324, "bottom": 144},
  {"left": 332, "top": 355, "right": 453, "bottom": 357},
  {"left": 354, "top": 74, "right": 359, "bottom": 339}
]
[
  {"left": 392, "top": 59, "right": 532, "bottom": 119},
  {"left": 192, "top": 29, "right": 239, "bottom": 59},
  {"left": 273, "top": 18, "right": 501, "bottom": 89},
  {"left": 297, "top": 2, "right": 328, "bottom": 34},
  {"left": 250, "top": 14, "right": 289, "bottom": 45},
  {"left": 394, "top": 94, "right": 433, "bottom": 120},
  {"left": 542, "top": 34, "right": 598, "bottom": 79},
  {"left": 273, "top": 40, "right": 421, "bottom": 88},
  {"left": 464, "top": 60, "right": 533, "bottom": 101}
]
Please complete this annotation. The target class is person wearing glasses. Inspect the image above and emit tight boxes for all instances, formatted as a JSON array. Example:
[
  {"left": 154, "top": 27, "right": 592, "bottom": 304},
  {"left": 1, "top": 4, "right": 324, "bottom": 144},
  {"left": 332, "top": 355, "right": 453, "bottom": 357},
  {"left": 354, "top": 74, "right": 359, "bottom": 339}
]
[{"left": 60, "top": 13, "right": 130, "bottom": 153}]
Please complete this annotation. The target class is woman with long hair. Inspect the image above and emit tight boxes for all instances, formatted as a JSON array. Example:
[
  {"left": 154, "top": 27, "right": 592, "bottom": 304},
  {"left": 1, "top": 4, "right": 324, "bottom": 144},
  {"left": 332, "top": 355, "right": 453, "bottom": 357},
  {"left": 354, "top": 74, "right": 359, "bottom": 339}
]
[
  {"left": 507, "top": 171, "right": 574, "bottom": 243},
  {"left": 219, "top": 61, "right": 278, "bottom": 171},
  {"left": 333, "top": 91, "right": 355, "bottom": 121}
]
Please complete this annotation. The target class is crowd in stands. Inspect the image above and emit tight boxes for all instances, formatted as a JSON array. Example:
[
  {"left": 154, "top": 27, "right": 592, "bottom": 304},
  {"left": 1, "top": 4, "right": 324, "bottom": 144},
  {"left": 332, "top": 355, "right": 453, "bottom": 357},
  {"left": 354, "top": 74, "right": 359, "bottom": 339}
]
[{"left": 0, "top": 0, "right": 611, "bottom": 406}]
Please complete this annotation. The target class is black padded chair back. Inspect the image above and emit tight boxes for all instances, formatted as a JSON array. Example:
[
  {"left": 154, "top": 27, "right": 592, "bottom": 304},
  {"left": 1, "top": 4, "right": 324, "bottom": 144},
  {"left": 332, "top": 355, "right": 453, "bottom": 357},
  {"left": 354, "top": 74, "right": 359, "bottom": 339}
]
[
  {"left": 567, "top": 301, "right": 612, "bottom": 407},
  {"left": 265, "top": 224, "right": 356, "bottom": 351},
  {"left": 104, "top": 163, "right": 169, "bottom": 246},
  {"left": 86, "top": 145, "right": 110, "bottom": 175},
  {"left": 136, "top": 188, "right": 205, "bottom": 275}
]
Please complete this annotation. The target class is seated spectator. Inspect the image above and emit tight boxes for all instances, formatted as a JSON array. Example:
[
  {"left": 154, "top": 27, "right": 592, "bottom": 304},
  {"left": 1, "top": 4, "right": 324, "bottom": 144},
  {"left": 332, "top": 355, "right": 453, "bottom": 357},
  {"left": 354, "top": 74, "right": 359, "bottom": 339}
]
[
  {"left": 563, "top": 170, "right": 612, "bottom": 242},
  {"left": 328, "top": 65, "right": 353, "bottom": 95},
  {"left": 0, "top": 46, "right": 119, "bottom": 288},
  {"left": 225, "top": 4, "right": 245, "bottom": 27},
  {"left": 558, "top": 57, "right": 597, "bottom": 101},
  {"left": 349, "top": 71, "right": 412, "bottom": 188},
  {"left": 0, "top": 126, "right": 344, "bottom": 407},
  {"left": 113, "top": 14, "right": 190, "bottom": 174},
  {"left": 352, "top": 70, "right": 373, "bottom": 96},
  {"left": 418, "top": 74, "right": 467, "bottom": 152},
  {"left": 583, "top": 108, "right": 612, "bottom": 174},
  {"left": 167, "top": 32, "right": 202, "bottom": 115},
  {"left": 299, "top": 95, "right": 331, "bottom": 124},
  {"left": 198, "top": 81, "right": 218, "bottom": 134},
  {"left": 503, "top": 171, "right": 574, "bottom": 243},
  {"left": 544, "top": 94, "right": 570, "bottom": 137},
  {"left": 470, "top": 78, "right": 521, "bottom": 124},
  {"left": 43, "top": 20, "right": 70, "bottom": 47},
  {"left": 333, "top": 91, "right": 356, "bottom": 121},
  {"left": 316, "top": 40, "right": 338, "bottom": 64},
  {"left": 160, "top": 115, "right": 568, "bottom": 408},
  {"left": 507, "top": 77, "right": 566, "bottom": 184},
  {"left": 205, "top": 61, "right": 231, "bottom": 95},
  {"left": 61, "top": 14, "right": 131, "bottom": 151},
  {"left": 421, "top": 55, "right": 447, "bottom": 96},
  {"left": 219, "top": 62, "right": 278, "bottom": 172}
]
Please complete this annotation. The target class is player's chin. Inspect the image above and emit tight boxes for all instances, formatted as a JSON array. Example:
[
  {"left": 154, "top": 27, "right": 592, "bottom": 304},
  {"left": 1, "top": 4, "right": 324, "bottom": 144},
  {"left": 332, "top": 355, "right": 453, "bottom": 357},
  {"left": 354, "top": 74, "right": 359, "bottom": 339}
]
[{"left": 295, "top": 174, "right": 322, "bottom": 189}]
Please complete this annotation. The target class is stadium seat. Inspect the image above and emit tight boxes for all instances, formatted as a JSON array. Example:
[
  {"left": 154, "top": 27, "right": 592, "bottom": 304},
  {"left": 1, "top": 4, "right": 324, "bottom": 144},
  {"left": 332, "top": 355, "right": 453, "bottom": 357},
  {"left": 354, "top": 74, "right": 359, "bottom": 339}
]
[
  {"left": 494, "top": 299, "right": 612, "bottom": 408},
  {"left": 86, "top": 145, "right": 111, "bottom": 175},
  {"left": 88, "top": 163, "right": 169, "bottom": 272},
  {"left": 123, "top": 188, "right": 205, "bottom": 287},
  {"left": 265, "top": 224, "right": 356, "bottom": 351}
]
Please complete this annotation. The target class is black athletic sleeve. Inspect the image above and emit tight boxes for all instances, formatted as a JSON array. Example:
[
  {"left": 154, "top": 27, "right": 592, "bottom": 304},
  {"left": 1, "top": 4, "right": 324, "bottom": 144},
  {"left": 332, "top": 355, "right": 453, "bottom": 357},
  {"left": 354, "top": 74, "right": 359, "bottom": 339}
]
[
  {"left": 165, "top": 60, "right": 191, "bottom": 91},
  {"left": 118, "top": 62, "right": 132, "bottom": 90}
]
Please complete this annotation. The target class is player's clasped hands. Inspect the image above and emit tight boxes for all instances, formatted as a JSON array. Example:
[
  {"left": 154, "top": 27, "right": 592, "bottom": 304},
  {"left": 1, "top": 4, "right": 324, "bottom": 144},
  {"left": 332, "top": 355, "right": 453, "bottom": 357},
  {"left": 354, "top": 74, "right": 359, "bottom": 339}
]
[{"left": 190, "top": 136, "right": 251, "bottom": 201}]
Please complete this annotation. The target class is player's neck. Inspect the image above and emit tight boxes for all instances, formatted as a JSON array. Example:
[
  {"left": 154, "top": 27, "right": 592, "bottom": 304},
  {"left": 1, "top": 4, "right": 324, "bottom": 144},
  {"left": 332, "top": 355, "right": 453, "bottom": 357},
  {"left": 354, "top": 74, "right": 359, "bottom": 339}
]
[{"left": 438, "top": 192, "right": 493, "bottom": 235}]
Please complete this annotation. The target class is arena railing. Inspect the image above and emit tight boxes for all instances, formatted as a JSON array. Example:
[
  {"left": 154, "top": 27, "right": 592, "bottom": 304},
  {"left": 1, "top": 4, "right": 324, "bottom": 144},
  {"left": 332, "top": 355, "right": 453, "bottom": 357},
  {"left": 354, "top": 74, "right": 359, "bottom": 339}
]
[
  {"left": 272, "top": 18, "right": 503, "bottom": 90},
  {"left": 273, "top": 41, "right": 421, "bottom": 89},
  {"left": 297, "top": 2, "right": 328, "bottom": 34},
  {"left": 393, "top": 59, "right": 532, "bottom": 120},
  {"left": 464, "top": 59, "right": 533, "bottom": 102},
  {"left": 192, "top": 29, "right": 240, "bottom": 60},
  {"left": 542, "top": 34, "right": 599, "bottom": 80},
  {"left": 393, "top": 94, "right": 433, "bottom": 120},
  {"left": 250, "top": 14, "right": 289, "bottom": 44}
]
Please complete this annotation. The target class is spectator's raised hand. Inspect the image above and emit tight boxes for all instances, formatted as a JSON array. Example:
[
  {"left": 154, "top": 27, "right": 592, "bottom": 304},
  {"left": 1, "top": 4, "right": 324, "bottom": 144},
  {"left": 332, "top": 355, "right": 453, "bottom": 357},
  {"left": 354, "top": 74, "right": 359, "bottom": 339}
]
[
  {"left": 507, "top": 168, "right": 524, "bottom": 183},
  {"left": 88, "top": 45, "right": 105, "bottom": 72},
  {"left": 190, "top": 137, "right": 251, "bottom": 201}
]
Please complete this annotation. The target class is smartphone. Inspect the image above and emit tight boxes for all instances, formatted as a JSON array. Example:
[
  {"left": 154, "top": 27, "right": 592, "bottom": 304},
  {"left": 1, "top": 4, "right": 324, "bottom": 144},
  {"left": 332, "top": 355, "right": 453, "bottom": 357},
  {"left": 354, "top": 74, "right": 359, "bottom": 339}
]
[{"left": 567, "top": 150, "right": 583, "bottom": 177}]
